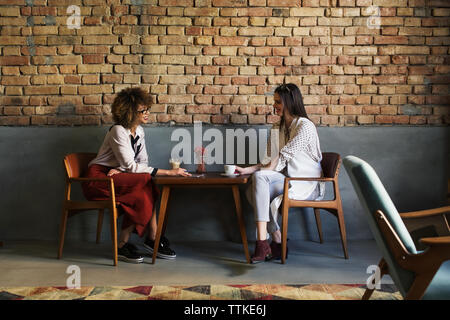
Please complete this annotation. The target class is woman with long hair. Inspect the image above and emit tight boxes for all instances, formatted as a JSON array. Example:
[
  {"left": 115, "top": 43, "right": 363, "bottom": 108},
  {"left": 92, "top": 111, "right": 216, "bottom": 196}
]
[{"left": 235, "top": 83, "right": 324, "bottom": 263}]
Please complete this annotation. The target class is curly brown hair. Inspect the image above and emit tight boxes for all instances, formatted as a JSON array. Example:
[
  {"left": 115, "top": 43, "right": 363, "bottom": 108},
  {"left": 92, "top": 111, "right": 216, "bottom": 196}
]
[{"left": 111, "top": 87, "right": 152, "bottom": 128}]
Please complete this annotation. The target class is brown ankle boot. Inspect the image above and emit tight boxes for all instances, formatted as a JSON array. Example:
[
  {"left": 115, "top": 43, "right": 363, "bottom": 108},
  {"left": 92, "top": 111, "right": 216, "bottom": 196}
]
[
  {"left": 251, "top": 240, "right": 272, "bottom": 263},
  {"left": 270, "top": 241, "right": 288, "bottom": 260}
]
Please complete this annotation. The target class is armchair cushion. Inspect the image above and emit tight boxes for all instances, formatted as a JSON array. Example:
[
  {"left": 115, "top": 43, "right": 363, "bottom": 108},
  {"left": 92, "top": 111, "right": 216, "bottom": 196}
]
[
  {"left": 344, "top": 156, "right": 418, "bottom": 253},
  {"left": 343, "top": 156, "right": 418, "bottom": 297},
  {"left": 422, "top": 261, "right": 450, "bottom": 300}
]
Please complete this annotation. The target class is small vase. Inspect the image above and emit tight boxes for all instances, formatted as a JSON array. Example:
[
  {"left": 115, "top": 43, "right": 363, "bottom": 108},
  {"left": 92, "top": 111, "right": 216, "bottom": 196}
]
[{"left": 196, "top": 160, "right": 206, "bottom": 173}]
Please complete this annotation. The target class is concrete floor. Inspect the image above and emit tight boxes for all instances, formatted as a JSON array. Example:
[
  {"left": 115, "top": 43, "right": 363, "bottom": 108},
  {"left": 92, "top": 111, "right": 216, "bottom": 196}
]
[{"left": 0, "top": 239, "right": 394, "bottom": 288}]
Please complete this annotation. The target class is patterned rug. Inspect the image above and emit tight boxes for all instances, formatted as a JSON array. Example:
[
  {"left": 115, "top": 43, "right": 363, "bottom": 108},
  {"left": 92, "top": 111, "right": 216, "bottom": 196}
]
[{"left": 0, "top": 284, "right": 402, "bottom": 300}]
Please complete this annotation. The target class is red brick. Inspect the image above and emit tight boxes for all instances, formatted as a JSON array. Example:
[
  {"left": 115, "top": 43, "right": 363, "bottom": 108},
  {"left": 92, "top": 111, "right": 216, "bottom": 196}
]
[
  {"left": 31, "top": 6, "right": 57, "bottom": 16},
  {"left": 426, "top": 96, "right": 450, "bottom": 105},
  {"left": 159, "top": 0, "right": 193, "bottom": 5},
  {"left": 375, "top": 115, "right": 394, "bottom": 124},
  {"left": 266, "top": 57, "right": 283, "bottom": 66},
  {"left": 422, "top": 18, "right": 450, "bottom": 27},
  {"left": 320, "top": 115, "right": 339, "bottom": 125},
  {"left": 232, "top": 76, "right": 250, "bottom": 85},
  {"left": 186, "top": 105, "right": 221, "bottom": 114},
  {"left": 213, "top": 95, "right": 232, "bottom": 104},
  {"left": 185, "top": 8, "right": 219, "bottom": 16},
  {"left": 83, "top": 54, "right": 105, "bottom": 64},
  {"left": 357, "top": 115, "right": 374, "bottom": 124},
  {"left": 212, "top": 0, "right": 247, "bottom": 6},
  {"left": 408, "top": 66, "right": 434, "bottom": 75},
  {"left": 272, "top": 47, "right": 289, "bottom": 56},
  {"left": 0, "top": 116, "right": 30, "bottom": 126},
  {"left": 373, "top": 76, "right": 406, "bottom": 84},
  {"left": 211, "top": 115, "right": 230, "bottom": 124},
  {"left": 186, "top": 27, "right": 202, "bottom": 35},
  {"left": 338, "top": 56, "right": 355, "bottom": 65},
  {"left": 374, "top": 36, "right": 408, "bottom": 44},
  {"left": 1, "top": 76, "right": 30, "bottom": 86},
  {"left": 409, "top": 116, "right": 426, "bottom": 125},
  {"left": 267, "top": 0, "right": 300, "bottom": 6},
  {"left": 0, "top": 56, "right": 29, "bottom": 66},
  {"left": 239, "top": 8, "right": 272, "bottom": 17},
  {"left": 392, "top": 56, "right": 408, "bottom": 64},
  {"left": 248, "top": 114, "right": 266, "bottom": 124},
  {"left": 214, "top": 36, "right": 248, "bottom": 46}
]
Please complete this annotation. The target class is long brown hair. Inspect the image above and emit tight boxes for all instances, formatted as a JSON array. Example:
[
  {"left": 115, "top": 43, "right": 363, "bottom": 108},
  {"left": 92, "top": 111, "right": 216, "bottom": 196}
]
[
  {"left": 111, "top": 87, "right": 152, "bottom": 128},
  {"left": 274, "top": 83, "right": 308, "bottom": 126}
]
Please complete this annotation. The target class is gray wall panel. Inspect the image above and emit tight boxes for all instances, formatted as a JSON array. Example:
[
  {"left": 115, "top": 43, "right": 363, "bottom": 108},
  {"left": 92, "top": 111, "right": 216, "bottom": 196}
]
[{"left": 0, "top": 126, "right": 448, "bottom": 244}]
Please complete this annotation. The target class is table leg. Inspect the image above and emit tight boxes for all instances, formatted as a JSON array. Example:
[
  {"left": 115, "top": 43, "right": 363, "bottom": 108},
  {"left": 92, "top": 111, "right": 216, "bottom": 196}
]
[
  {"left": 152, "top": 185, "right": 171, "bottom": 264},
  {"left": 162, "top": 199, "right": 171, "bottom": 236},
  {"left": 231, "top": 185, "right": 251, "bottom": 264}
]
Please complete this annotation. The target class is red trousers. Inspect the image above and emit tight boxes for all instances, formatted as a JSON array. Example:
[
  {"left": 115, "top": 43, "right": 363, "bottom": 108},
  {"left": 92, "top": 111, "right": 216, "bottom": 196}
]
[{"left": 81, "top": 164, "right": 160, "bottom": 237}]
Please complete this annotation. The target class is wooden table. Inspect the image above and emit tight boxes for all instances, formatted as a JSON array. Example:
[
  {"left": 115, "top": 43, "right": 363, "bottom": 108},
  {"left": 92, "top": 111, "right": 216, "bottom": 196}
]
[{"left": 152, "top": 173, "right": 251, "bottom": 264}]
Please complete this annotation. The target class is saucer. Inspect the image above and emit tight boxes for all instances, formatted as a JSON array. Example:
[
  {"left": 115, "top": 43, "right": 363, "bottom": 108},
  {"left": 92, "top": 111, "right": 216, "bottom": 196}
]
[{"left": 221, "top": 173, "right": 239, "bottom": 177}]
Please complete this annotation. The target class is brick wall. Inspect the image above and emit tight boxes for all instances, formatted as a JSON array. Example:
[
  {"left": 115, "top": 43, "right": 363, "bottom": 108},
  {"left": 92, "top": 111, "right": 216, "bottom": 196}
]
[{"left": 0, "top": 0, "right": 449, "bottom": 126}]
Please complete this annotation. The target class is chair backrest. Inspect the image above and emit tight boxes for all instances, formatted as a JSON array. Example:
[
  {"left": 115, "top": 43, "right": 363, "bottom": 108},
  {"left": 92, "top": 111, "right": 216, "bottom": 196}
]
[
  {"left": 343, "top": 155, "right": 417, "bottom": 298},
  {"left": 64, "top": 153, "right": 97, "bottom": 179},
  {"left": 321, "top": 152, "right": 340, "bottom": 179}
]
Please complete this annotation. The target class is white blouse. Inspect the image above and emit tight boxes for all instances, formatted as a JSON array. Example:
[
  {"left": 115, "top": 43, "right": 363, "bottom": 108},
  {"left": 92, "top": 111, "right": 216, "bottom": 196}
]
[
  {"left": 263, "top": 117, "right": 325, "bottom": 217},
  {"left": 276, "top": 117, "right": 322, "bottom": 173},
  {"left": 89, "top": 125, "right": 158, "bottom": 175}
]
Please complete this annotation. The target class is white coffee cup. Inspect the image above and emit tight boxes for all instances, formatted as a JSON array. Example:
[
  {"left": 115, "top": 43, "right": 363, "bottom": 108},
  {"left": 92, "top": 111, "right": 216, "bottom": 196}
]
[{"left": 224, "top": 164, "right": 236, "bottom": 175}]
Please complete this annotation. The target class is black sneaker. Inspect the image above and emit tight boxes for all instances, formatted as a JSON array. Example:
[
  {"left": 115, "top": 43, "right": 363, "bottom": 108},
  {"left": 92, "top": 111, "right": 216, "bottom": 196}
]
[
  {"left": 118, "top": 242, "right": 144, "bottom": 264},
  {"left": 143, "top": 236, "right": 176, "bottom": 259}
]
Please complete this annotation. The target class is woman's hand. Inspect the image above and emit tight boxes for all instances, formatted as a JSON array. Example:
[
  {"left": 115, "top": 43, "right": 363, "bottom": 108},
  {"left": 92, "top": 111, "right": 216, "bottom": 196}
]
[
  {"left": 107, "top": 168, "right": 122, "bottom": 176},
  {"left": 235, "top": 165, "right": 258, "bottom": 175},
  {"left": 169, "top": 168, "right": 191, "bottom": 177},
  {"left": 260, "top": 155, "right": 279, "bottom": 171}
]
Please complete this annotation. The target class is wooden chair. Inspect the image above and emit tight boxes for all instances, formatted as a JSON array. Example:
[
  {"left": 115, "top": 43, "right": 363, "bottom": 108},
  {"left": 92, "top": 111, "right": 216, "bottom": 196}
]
[
  {"left": 58, "top": 152, "right": 119, "bottom": 266},
  {"left": 344, "top": 155, "right": 450, "bottom": 300},
  {"left": 280, "top": 152, "right": 348, "bottom": 264}
]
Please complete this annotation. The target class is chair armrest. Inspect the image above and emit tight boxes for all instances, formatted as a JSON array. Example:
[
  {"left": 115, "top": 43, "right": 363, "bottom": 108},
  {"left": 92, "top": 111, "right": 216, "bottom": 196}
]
[
  {"left": 375, "top": 210, "right": 450, "bottom": 276},
  {"left": 64, "top": 177, "right": 116, "bottom": 204},
  {"left": 69, "top": 177, "right": 113, "bottom": 183},
  {"left": 282, "top": 176, "right": 333, "bottom": 202},
  {"left": 285, "top": 177, "right": 334, "bottom": 182},
  {"left": 420, "top": 236, "right": 450, "bottom": 247},
  {"left": 418, "top": 236, "right": 450, "bottom": 266},
  {"left": 400, "top": 206, "right": 450, "bottom": 219}
]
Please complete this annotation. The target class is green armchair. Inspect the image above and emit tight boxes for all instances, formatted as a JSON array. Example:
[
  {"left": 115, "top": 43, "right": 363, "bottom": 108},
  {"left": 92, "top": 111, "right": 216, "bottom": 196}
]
[{"left": 343, "top": 155, "right": 450, "bottom": 300}]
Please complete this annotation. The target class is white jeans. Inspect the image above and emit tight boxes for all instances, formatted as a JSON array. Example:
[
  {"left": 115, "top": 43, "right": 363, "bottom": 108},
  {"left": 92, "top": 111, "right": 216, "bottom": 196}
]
[{"left": 246, "top": 170, "right": 320, "bottom": 235}]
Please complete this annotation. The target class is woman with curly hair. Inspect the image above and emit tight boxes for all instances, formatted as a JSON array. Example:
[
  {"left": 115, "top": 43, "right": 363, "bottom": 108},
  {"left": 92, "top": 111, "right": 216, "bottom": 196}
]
[{"left": 82, "top": 87, "right": 191, "bottom": 264}]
